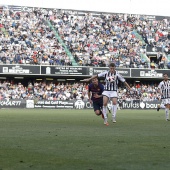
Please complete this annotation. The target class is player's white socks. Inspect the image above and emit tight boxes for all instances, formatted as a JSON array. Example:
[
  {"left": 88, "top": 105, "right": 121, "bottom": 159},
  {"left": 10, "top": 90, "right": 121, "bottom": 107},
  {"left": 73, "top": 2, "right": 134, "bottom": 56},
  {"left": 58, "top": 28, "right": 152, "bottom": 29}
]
[
  {"left": 103, "top": 106, "right": 107, "bottom": 119},
  {"left": 165, "top": 108, "right": 169, "bottom": 120},
  {"left": 112, "top": 104, "right": 117, "bottom": 119}
]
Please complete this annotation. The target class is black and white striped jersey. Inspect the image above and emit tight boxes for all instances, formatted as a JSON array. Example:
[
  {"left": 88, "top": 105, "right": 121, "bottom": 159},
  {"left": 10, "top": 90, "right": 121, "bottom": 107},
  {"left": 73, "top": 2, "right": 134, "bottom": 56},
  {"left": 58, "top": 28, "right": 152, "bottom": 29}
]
[
  {"left": 158, "top": 80, "right": 170, "bottom": 99},
  {"left": 98, "top": 70, "right": 125, "bottom": 91}
]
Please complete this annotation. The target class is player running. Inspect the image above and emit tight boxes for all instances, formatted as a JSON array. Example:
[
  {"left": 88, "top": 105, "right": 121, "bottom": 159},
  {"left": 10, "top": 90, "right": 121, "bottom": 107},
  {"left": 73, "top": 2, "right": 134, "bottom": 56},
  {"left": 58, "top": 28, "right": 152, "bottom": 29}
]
[
  {"left": 83, "top": 63, "right": 132, "bottom": 126},
  {"left": 88, "top": 77, "right": 104, "bottom": 119},
  {"left": 157, "top": 73, "right": 170, "bottom": 121}
]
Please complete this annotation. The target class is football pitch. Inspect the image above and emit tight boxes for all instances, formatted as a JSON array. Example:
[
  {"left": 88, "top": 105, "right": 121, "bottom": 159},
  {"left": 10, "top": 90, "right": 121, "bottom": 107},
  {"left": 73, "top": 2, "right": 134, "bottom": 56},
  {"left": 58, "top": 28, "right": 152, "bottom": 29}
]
[{"left": 0, "top": 109, "right": 170, "bottom": 170}]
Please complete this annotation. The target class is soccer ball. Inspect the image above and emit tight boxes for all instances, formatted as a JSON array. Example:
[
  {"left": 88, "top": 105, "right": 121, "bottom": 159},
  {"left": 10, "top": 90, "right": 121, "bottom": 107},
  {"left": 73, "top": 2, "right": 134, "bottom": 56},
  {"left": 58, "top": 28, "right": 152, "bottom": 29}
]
[{"left": 106, "top": 76, "right": 115, "bottom": 83}]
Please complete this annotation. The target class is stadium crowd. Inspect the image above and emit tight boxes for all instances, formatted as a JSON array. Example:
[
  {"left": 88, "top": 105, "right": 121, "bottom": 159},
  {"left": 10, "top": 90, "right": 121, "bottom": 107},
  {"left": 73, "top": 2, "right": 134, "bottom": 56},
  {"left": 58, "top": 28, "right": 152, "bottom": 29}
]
[
  {"left": 0, "top": 6, "right": 170, "bottom": 68},
  {"left": 0, "top": 80, "right": 161, "bottom": 101}
]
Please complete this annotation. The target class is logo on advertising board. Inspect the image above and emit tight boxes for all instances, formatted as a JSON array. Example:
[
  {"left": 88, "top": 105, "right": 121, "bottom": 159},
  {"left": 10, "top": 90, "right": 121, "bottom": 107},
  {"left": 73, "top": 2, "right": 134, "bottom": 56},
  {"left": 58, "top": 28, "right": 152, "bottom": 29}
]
[
  {"left": 34, "top": 100, "right": 74, "bottom": 109},
  {"left": 0, "top": 65, "right": 40, "bottom": 75},
  {"left": 140, "top": 70, "right": 163, "bottom": 77},
  {"left": 140, "top": 102, "right": 145, "bottom": 109},
  {"left": 74, "top": 100, "right": 85, "bottom": 109},
  {"left": 26, "top": 100, "right": 34, "bottom": 108},
  {"left": 0, "top": 100, "right": 25, "bottom": 108},
  {"left": 0, "top": 100, "right": 22, "bottom": 106},
  {"left": 3, "top": 65, "right": 30, "bottom": 74},
  {"left": 122, "top": 101, "right": 159, "bottom": 109},
  {"left": 92, "top": 68, "right": 130, "bottom": 77},
  {"left": 46, "top": 67, "right": 51, "bottom": 74},
  {"left": 41, "top": 66, "right": 87, "bottom": 75},
  {"left": 117, "top": 70, "right": 130, "bottom": 77},
  {"left": 131, "top": 69, "right": 167, "bottom": 78}
]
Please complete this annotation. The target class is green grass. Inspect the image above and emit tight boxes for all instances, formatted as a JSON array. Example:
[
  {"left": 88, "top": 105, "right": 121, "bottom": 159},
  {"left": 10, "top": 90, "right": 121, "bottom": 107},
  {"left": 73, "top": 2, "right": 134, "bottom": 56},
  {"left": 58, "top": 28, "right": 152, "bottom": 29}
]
[{"left": 0, "top": 109, "right": 169, "bottom": 170}]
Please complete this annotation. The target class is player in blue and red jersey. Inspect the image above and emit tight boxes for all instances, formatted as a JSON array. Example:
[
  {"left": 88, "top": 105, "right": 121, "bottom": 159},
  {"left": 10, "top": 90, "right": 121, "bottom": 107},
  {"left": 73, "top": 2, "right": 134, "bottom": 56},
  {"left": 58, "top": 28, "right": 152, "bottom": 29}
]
[{"left": 88, "top": 77, "right": 104, "bottom": 118}]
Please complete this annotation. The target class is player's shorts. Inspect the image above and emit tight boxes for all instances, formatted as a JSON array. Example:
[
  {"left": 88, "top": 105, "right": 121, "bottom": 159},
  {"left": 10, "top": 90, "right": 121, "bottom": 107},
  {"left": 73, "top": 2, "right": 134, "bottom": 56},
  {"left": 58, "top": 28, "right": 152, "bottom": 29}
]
[
  {"left": 161, "top": 98, "right": 170, "bottom": 105},
  {"left": 93, "top": 100, "right": 103, "bottom": 111},
  {"left": 102, "top": 91, "right": 117, "bottom": 98}
]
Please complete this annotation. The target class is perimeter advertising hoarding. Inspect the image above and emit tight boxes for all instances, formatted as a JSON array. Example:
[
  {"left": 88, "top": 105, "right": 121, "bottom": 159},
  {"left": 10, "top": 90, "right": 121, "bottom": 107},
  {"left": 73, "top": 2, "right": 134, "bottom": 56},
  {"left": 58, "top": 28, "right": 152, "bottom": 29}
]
[
  {"left": 0, "top": 99, "right": 161, "bottom": 109},
  {"left": 41, "top": 66, "right": 87, "bottom": 76},
  {"left": 0, "top": 65, "right": 40, "bottom": 75},
  {"left": 131, "top": 69, "right": 169, "bottom": 78},
  {"left": 0, "top": 65, "right": 169, "bottom": 78},
  {"left": 33, "top": 100, "right": 161, "bottom": 110},
  {"left": 89, "top": 67, "right": 131, "bottom": 77}
]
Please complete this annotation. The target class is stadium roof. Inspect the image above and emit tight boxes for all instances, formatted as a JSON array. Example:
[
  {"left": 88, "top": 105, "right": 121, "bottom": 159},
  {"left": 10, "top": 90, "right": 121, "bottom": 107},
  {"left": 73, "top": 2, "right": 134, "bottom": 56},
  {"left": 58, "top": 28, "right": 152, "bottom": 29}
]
[{"left": 0, "top": 0, "right": 170, "bottom": 17}]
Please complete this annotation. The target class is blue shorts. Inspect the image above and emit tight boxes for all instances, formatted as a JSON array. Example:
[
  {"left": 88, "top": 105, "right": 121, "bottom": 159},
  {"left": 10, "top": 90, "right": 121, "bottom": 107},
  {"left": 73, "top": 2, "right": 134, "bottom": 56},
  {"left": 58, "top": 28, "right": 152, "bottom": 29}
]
[{"left": 93, "top": 100, "right": 103, "bottom": 111}]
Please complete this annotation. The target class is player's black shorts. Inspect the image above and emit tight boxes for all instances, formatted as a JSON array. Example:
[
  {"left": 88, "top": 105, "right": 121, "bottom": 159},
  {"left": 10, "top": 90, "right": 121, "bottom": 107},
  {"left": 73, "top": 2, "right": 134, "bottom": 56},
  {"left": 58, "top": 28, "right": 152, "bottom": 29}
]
[{"left": 93, "top": 100, "right": 103, "bottom": 111}]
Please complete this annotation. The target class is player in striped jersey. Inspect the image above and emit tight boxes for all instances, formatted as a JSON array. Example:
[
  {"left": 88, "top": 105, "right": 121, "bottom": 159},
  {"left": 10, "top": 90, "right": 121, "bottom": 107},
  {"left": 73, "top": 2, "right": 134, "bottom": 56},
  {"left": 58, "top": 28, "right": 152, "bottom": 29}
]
[
  {"left": 157, "top": 73, "right": 170, "bottom": 121},
  {"left": 82, "top": 63, "right": 131, "bottom": 125}
]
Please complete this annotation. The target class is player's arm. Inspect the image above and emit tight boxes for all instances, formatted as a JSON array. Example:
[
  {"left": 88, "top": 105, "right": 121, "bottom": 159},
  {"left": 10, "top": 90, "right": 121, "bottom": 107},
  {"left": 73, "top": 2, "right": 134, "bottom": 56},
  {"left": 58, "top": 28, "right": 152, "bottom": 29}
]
[
  {"left": 88, "top": 91, "right": 91, "bottom": 100},
  {"left": 157, "top": 88, "right": 162, "bottom": 96},
  {"left": 81, "top": 75, "right": 98, "bottom": 82},
  {"left": 82, "top": 71, "right": 107, "bottom": 82},
  {"left": 117, "top": 74, "right": 131, "bottom": 91},
  {"left": 124, "top": 81, "right": 131, "bottom": 91},
  {"left": 157, "top": 83, "right": 162, "bottom": 96}
]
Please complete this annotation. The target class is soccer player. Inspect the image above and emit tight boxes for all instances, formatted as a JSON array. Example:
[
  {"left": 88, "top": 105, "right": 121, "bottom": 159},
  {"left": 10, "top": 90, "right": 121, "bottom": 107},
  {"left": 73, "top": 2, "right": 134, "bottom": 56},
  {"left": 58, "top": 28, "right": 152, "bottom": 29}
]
[
  {"left": 88, "top": 77, "right": 104, "bottom": 118},
  {"left": 82, "top": 63, "right": 131, "bottom": 125},
  {"left": 157, "top": 73, "right": 170, "bottom": 121}
]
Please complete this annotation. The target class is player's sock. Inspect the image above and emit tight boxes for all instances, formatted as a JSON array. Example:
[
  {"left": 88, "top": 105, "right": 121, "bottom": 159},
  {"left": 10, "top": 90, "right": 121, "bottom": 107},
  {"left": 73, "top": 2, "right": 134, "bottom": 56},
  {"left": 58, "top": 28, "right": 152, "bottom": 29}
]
[
  {"left": 112, "top": 104, "right": 117, "bottom": 120},
  {"left": 102, "top": 106, "right": 107, "bottom": 119},
  {"left": 107, "top": 106, "right": 111, "bottom": 113},
  {"left": 165, "top": 108, "right": 169, "bottom": 120}
]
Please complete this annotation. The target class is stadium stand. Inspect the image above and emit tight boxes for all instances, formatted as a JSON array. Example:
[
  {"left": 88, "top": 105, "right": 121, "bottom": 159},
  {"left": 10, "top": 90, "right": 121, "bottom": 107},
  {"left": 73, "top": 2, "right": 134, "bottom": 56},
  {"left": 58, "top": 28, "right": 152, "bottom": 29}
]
[
  {"left": 0, "top": 6, "right": 170, "bottom": 68},
  {"left": 0, "top": 80, "right": 160, "bottom": 101},
  {"left": 0, "top": 5, "right": 169, "bottom": 102}
]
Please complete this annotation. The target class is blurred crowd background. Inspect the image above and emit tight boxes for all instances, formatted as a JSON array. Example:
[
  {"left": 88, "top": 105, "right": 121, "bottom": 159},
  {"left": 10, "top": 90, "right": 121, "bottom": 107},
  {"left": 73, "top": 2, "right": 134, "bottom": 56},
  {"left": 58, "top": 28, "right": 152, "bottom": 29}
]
[
  {"left": 0, "top": 6, "right": 170, "bottom": 68},
  {"left": 0, "top": 80, "right": 161, "bottom": 101}
]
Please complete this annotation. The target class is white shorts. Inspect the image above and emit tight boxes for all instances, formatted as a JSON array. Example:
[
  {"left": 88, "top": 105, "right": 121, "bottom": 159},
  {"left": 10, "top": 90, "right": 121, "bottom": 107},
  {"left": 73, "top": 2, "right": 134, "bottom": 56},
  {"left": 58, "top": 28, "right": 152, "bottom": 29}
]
[
  {"left": 102, "top": 91, "right": 117, "bottom": 98},
  {"left": 162, "top": 98, "right": 170, "bottom": 105}
]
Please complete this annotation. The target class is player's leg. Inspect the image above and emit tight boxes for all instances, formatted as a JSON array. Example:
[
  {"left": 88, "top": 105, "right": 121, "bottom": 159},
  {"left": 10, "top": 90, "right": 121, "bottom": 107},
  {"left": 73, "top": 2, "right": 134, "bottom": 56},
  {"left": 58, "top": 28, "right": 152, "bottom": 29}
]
[
  {"left": 110, "top": 91, "right": 118, "bottom": 123},
  {"left": 93, "top": 104, "right": 100, "bottom": 116},
  {"left": 166, "top": 100, "right": 170, "bottom": 121},
  {"left": 111, "top": 98, "right": 117, "bottom": 123},
  {"left": 119, "top": 102, "right": 123, "bottom": 110},
  {"left": 157, "top": 103, "right": 165, "bottom": 111},
  {"left": 99, "top": 99, "right": 104, "bottom": 119},
  {"left": 117, "top": 103, "right": 120, "bottom": 110},
  {"left": 102, "top": 91, "right": 109, "bottom": 125},
  {"left": 165, "top": 104, "right": 169, "bottom": 121},
  {"left": 163, "top": 99, "right": 169, "bottom": 121},
  {"left": 93, "top": 102, "right": 102, "bottom": 116}
]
